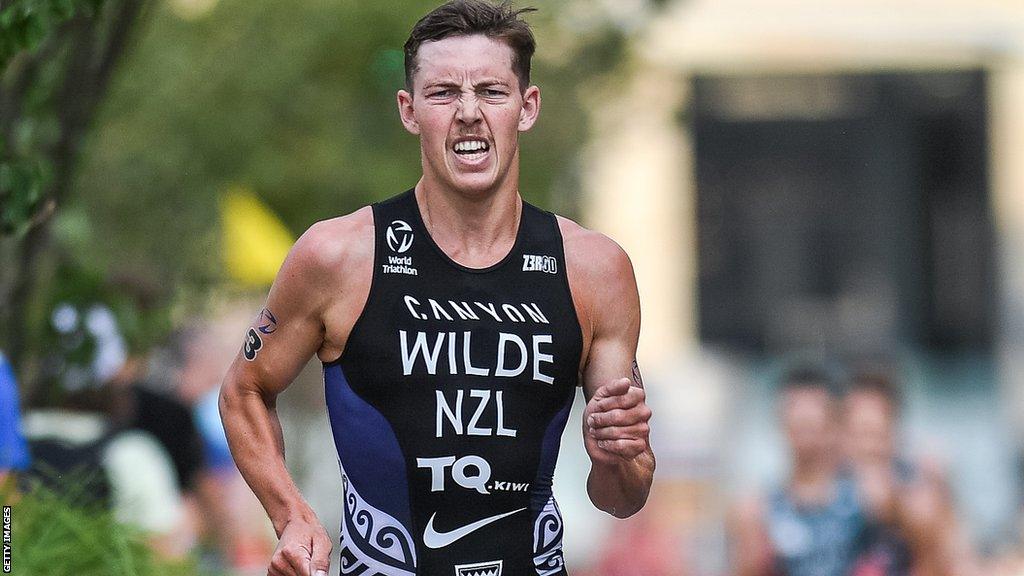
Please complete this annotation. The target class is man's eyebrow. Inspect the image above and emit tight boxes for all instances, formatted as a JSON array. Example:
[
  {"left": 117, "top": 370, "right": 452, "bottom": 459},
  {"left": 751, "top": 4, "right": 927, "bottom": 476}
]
[
  {"left": 474, "top": 79, "right": 510, "bottom": 88},
  {"left": 422, "top": 79, "right": 511, "bottom": 90}
]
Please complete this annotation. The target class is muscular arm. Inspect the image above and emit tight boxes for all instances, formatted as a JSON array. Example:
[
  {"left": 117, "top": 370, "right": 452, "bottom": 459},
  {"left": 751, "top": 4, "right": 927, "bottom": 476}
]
[
  {"left": 218, "top": 210, "right": 371, "bottom": 576},
  {"left": 562, "top": 219, "right": 655, "bottom": 518},
  {"left": 220, "top": 229, "right": 330, "bottom": 533}
]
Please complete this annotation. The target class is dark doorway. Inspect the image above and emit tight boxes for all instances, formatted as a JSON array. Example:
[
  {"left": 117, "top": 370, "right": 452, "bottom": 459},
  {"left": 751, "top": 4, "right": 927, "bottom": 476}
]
[{"left": 693, "top": 71, "right": 995, "bottom": 356}]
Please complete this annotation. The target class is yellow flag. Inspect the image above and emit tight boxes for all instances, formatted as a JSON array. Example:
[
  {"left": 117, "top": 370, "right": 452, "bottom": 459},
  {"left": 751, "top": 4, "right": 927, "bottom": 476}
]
[{"left": 221, "top": 187, "right": 295, "bottom": 287}]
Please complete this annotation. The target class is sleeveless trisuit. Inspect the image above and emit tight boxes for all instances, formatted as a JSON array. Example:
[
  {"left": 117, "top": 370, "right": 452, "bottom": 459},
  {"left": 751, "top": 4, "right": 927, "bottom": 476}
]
[{"left": 324, "top": 189, "right": 583, "bottom": 576}]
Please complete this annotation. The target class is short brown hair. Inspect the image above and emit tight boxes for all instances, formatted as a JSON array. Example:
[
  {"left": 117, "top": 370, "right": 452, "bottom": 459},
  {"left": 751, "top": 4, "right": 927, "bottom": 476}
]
[
  {"left": 404, "top": 0, "right": 537, "bottom": 92},
  {"left": 778, "top": 363, "right": 840, "bottom": 397},
  {"left": 848, "top": 369, "right": 903, "bottom": 414}
]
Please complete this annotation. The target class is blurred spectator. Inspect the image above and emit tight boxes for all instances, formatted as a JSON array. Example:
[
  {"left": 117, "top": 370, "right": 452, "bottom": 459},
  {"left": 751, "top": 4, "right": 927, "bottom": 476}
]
[
  {"left": 113, "top": 335, "right": 206, "bottom": 496},
  {"left": 0, "top": 350, "right": 31, "bottom": 481},
  {"left": 844, "top": 370, "right": 980, "bottom": 576},
  {"left": 596, "top": 510, "right": 687, "bottom": 575},
  {"left": 20, "top": 302, "right": 186, "bottom": 556},
  {"left": 729, "top": 365, "right": 864, "bottom": 576},
  {"left": 96, "top": 333, "right": 211, "bottom": 557}
]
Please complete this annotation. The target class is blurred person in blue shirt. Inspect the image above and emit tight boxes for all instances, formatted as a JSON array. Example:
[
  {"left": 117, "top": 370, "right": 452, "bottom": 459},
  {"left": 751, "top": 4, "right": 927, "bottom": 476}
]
[
  {"left": 729, "top": 365, "right": 866, "bottom": 576},
  {"left": 0, "top": 351, "right": 31, "bottom": 478}
]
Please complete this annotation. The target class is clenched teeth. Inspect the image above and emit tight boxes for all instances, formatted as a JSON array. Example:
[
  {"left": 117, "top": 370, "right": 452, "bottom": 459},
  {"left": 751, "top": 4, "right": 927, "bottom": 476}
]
[{"left": 454, "top": 140, "right": 489, "bottom": 153}]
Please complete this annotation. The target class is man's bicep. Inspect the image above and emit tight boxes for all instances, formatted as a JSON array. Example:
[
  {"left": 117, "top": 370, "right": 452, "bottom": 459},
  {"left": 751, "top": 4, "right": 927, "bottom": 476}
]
[
  {"left": 580, "top": 245, "right": 642, "bottom": 398},
  {"left": 582, "top": 331, "right": 638, "bottom": 400},
  {"left": 230, "top": 307, "right": 321, "bottom": 397},
  {"left": 227, "top": 238, "right": 330, "bottom": 396}
]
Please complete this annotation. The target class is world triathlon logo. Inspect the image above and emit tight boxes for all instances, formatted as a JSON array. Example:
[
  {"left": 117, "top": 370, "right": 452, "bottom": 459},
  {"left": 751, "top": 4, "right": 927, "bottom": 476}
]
[{"left": 386, "top": 220, "right": 414, "bottom": 253}]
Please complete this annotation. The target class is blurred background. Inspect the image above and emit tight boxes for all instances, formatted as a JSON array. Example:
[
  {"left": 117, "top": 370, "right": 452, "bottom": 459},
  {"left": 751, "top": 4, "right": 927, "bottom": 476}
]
[{"left": 2, "top": 0, "right": 1023, "bottom": 574}]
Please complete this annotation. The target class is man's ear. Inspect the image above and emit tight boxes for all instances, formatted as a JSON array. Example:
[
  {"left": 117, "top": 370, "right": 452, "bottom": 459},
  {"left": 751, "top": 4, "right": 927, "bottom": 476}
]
[
  {"left": 518, "top": 85, "right": 541, "bottom": 132},
  {"left": 397, "top": 90, "right": 419, "bottom": 135}
]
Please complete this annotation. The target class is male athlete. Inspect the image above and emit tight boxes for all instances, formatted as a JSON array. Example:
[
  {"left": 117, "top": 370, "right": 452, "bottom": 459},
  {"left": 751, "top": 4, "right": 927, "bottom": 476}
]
[{"left": 219, "top": 2, "right": 655, "bottom": 575}]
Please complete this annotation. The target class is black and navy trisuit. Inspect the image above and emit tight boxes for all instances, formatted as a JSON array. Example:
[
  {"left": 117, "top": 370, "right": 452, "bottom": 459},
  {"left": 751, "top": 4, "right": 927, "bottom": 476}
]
[{"left": 323, "top": 189, "right": 583, "bottom": 576}]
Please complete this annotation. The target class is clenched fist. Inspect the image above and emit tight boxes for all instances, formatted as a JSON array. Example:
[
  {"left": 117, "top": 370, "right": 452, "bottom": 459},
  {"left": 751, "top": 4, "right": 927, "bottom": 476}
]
[
  {"left": 584, "top": 377, "right": 652, "bottom": 465},
  {"left": 267, "top": 516, "right": 332, "bottom": 576}
]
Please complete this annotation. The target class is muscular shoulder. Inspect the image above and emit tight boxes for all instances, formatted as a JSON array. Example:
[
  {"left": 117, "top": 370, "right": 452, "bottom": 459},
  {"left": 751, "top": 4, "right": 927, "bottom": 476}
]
[
  {"left": 265, "top": 206, "right": 374, "bottom": 331},
  {"left": 285, "top": 207, "right": 374, "bottom": 286},
  {"left": 557, "top": 216, "right": 633, "bottom": 284},
  {"left": 556, "top": 215, "right": 638, "bottom": 336}
]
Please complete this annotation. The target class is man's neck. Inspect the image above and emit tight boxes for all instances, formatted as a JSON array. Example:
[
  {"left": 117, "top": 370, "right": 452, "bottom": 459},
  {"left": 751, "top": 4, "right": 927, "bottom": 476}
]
[{"left": 413, "top": 179, "right": 522, "bottom": 268}]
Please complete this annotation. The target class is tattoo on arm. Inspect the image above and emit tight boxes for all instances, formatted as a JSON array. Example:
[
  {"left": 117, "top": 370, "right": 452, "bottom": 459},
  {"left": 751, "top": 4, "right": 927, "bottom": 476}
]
[
  {"left": 243, "top": 328, "right": 263, "bottom": 361},
  {"left": 631, "top": 359, "right": 644, "bottom": 389},
  {"left": 243, "top": 308, "right": 278, "bottom": 361},
  {"left": 257, "top": 308, "right": 278, "bottom": 334}
]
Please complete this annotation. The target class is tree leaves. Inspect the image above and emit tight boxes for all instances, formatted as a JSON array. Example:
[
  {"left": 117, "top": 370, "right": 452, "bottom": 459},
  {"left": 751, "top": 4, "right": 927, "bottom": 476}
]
[
  {"left": 1, "top": 0, "right": 110, "bottom": 236},
  {"left": 0, "top": 0, "right": 103, "bottom": 70},
  {"left": 0, "top": 155, "right": 53, "bottom": 236}
]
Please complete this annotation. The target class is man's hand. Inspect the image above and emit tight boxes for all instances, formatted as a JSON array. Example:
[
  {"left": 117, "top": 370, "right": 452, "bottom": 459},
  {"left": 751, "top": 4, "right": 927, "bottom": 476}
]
[
  {"left": 267, "top": 517, "right": 332, "bottom": 576},
  {"left": 584, "top": 377, "right": 652, "bottom": 466}
]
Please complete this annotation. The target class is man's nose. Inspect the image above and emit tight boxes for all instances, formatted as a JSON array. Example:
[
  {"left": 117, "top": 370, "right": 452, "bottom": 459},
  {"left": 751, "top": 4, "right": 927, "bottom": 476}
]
[{"left": 456, "top": 94, "right": 482, "bottom": 124}]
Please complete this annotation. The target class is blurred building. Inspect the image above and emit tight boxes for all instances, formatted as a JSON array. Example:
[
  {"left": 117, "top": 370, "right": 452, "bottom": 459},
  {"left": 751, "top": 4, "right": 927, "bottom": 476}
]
[{"left": 550, "top": 0, "right": 1024, "bottom": 571}]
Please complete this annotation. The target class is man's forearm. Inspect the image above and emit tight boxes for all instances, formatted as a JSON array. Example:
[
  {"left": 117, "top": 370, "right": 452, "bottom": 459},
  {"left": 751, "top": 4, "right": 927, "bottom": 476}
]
[
  {"left": 586, "top": 449, "right": 655, "bottom": 518},
  {"left": 219, "top": 377, "right": 314, "bottom": 535}
]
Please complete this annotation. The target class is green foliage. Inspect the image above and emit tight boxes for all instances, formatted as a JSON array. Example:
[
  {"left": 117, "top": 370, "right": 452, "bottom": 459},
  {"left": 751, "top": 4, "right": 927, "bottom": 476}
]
[
  {"left": 0, "top": 156, "right": 51, "bottom": 236},
  {"left": 1, "top": 0, "right": 110, "bottom": 236},
  {"left": 5, "top": 479, "right": 205, "bottom": 576},
  {"left": 0, "top": 0, "right": 104, "bottom": 68}
]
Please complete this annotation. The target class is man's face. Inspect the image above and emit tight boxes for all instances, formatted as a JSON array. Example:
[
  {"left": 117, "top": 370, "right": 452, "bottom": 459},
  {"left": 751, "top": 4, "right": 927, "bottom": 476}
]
[
  {"left": 843, "top": 390, "right": 896, "bottom": 466},
  {"left": 780, "top": 387, "right": 837, "bottom": 460},
  {"left": 397, "top": 34, "right": 540, "bottom": 197}
]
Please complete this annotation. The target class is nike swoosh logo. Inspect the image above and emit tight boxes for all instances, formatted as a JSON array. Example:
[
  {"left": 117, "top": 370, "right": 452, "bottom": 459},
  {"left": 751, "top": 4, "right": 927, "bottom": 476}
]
[{"left": 423, "top": 507, "right": 527, "bottom": 549}]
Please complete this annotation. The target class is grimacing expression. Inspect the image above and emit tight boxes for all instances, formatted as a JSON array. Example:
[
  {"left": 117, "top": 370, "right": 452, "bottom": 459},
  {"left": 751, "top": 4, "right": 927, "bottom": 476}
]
[{"left": 398, "top": 34, "right": 540, "bottom": 196}]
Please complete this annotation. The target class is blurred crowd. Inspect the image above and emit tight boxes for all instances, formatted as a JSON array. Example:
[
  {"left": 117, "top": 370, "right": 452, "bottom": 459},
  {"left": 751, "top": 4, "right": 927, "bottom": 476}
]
[
  {"left": 578, "top": 360, "right": 1020, "bottom": 576},
  {"left": 0, "top": 301, "right": 276, "bottom": 574},
  {"left": 2, "top": 302, "right": 1023, "bottom": 576},
  {"left": 728, "top": 364, "right": 979, "bottom": 576}
]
